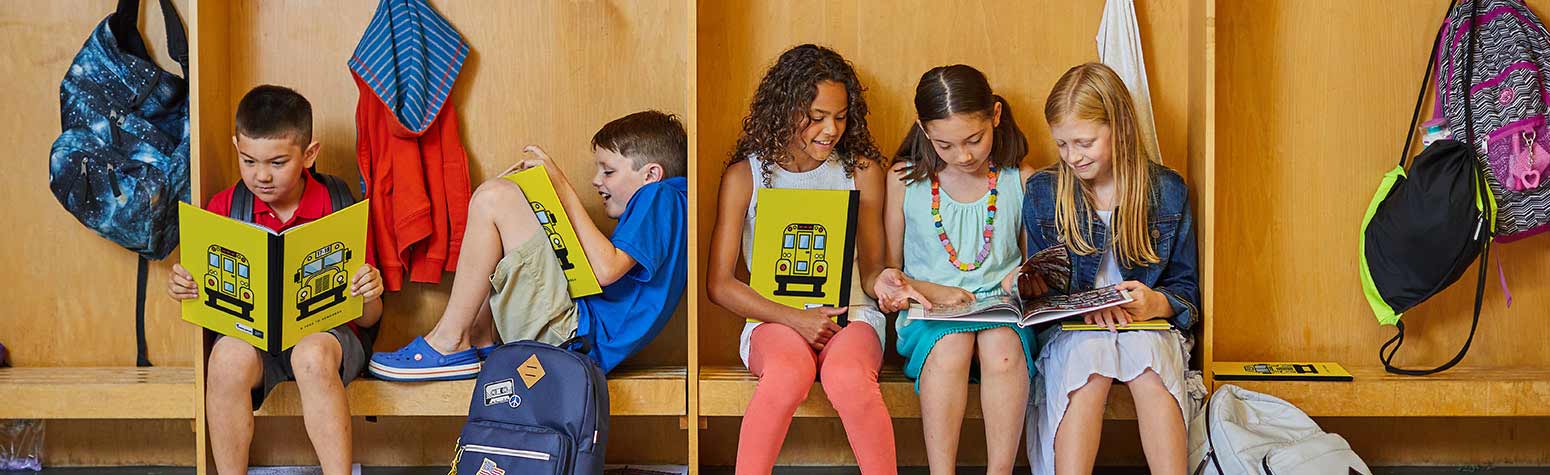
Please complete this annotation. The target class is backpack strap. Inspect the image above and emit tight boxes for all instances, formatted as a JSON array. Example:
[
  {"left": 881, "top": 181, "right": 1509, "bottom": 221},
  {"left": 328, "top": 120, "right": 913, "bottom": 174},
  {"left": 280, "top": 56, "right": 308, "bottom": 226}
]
[
  {"left": 228, "top": 180, "right": 254, "bottom": 222},
  {"left": 1399, "top": 0, "right": 1458, "bottom": 169},
  {"left": 109, "top": 0, "right": 189, "bottom": 77},
  {"left": 1192, "top": 392, "right": 1224, "bottom": 475},
  {"left": 134, "top": 256, "right": 152, "bottom": 367},
  {"left": 313, "top": 171, "right": 358, "bottom": 211},
  {"left": 1382, "top": 0, "right": 1490, "bottom": 376}
]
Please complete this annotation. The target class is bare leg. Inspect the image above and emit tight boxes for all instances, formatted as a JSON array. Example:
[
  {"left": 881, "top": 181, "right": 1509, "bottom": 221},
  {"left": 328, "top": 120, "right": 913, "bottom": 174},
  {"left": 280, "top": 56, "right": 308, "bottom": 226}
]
[
  {"left": 206, "top": 336, "right": 263, "bottom": 475},
  {"left": 425, "top": 178, "right": 540, "bottom": 353},
  {"left": 290, "top": 332, "right": 353, "bottom": 475},
  {"left": 976, "top": 328, "right": 1029, "bottom": 475},
  {"left": 1129, "top": 369, "right": 1187, "bottom": 475},
  {"left": 918, "top": 332, "right": 974, "bottom": 475},
  {"left": 1054, "top": 374, "right": 1112, "bottom": 475}
]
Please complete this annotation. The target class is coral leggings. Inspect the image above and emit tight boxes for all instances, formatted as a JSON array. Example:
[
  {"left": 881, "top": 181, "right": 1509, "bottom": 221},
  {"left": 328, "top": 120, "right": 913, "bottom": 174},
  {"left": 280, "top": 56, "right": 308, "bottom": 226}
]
[{"left": 736, "top": 322, "right": 897, "bottom": 475}]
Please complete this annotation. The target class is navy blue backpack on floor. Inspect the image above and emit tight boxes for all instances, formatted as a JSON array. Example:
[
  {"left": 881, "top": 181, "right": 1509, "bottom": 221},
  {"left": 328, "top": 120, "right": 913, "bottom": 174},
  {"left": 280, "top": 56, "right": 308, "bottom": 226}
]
[
  {"left": 452, "top": 339, "right": 609, "bottom": 475},
  {"left": 50, "top": 0, "right": 191, "bottom": 367}
]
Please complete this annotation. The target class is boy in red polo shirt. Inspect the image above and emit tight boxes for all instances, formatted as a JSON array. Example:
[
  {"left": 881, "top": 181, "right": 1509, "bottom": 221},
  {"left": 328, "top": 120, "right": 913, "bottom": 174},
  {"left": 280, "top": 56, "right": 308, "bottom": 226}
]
[{"left": 165, "top": 85, "right": 383, "bottom": 475}]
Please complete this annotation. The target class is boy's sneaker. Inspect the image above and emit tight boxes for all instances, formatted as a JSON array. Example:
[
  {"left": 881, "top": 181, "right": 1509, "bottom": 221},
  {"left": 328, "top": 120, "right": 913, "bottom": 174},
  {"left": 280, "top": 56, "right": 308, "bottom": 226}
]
[{"left": 368, "top": 336, "right": 481, "bottom": 381}]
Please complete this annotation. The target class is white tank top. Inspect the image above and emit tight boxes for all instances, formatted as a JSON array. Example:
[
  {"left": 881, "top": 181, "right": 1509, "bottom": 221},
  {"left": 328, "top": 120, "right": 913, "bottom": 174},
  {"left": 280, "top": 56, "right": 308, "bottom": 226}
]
[{"left": 737, "top": 155, "right": 886, "bottom": 367}]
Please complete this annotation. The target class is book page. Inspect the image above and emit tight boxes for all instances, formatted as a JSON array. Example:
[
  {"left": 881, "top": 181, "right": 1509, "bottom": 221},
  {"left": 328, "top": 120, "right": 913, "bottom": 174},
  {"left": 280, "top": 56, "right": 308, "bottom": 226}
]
[
  {"left": 503, "top": 166, "right": 603, "bottom": 298},
  {"left": 279, "top": 200, "right": 369, "bottom": 351},
  {"left": 1020, "top": 287, "right": 1133, "bottom": 326},
  {"left": 906, "top": 293, "right": 1022, "bottom": 324},
  {"left": 178, "top": 202, "right": 275, "bottom": 349}
]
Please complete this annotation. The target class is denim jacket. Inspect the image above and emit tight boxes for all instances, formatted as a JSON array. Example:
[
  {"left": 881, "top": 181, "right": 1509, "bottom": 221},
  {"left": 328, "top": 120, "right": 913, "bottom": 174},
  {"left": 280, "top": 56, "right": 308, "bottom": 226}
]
[{"left": 1021, "top": 164, "right": 1202, "bottom": 330}]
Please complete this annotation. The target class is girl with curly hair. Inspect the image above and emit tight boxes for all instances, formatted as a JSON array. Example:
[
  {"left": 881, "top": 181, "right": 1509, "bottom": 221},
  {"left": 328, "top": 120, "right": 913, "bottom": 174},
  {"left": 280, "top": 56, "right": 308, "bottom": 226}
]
[
  {"left": 706, "top": 44, "right": 900, "bottom": 475},
  {"left": 872, "top": 64, "right": 1035, "bottom": 475}
]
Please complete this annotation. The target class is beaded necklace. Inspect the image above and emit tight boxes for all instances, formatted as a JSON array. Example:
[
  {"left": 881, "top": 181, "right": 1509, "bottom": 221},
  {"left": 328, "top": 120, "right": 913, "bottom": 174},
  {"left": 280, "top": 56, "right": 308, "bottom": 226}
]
[{"left": 930, "top": 165, "right": 998, "bottom": 271}]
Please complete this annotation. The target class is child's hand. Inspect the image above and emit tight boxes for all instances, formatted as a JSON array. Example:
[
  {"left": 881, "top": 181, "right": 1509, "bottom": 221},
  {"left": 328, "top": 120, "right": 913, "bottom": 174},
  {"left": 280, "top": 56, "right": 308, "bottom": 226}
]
[
  {"left": 1115, "top": 280, "right": 1172, "bottom": 322},
  {"left": 501, "top": 145, "right": 567, "bottom": 180},
  {"left": 351, "top": 264, "right": 384, "bottom": 302},
  {"left": 167, "top": 263, "right": 198, "bottom": 301},
  {"left": 1083, "top": 306, "right": 1131, "bottom": 333},
  {"left": 873, "top": 268, "right": 930, "bottom": 313},
  {"left": 788, "top": 306, "right": 846, "bottom": 351},
  {"left": 924, "top": 285, "right": 975, "bottom": 309}
]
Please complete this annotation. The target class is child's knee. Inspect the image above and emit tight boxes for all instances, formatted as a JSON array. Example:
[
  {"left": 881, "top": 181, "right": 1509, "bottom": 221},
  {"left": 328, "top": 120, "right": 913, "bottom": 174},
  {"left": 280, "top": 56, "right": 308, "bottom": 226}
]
[
  {"left": 208, "top": 337, "right": 262, "bottom": 388},
  {"left": 925, "top": 332, "right": 975, "bottom": 370},
  {"left": 1077, "top": 373, "right": 1114, "bottom": 392},
  {"left": 290, "top": 334, "right": 343, "bottom": 381},
  {"left": 473, "top": 178, "right": 528, "bottom": 214},
  {"left": 1126, "top": 369, "right": 1169, "bottom": 394},
  {"left": 819, "top": 353, "right": 878, "bottom": 391},
  {"left": 756, "top": 365, "right": 816, "bottom": 409}
]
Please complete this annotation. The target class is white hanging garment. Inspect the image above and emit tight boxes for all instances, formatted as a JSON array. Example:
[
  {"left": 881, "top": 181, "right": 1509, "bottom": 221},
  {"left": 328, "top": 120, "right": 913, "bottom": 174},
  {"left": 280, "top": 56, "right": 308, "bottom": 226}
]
[{"left": 1097, "top": 0, "right": 1162, "bottom": 163}]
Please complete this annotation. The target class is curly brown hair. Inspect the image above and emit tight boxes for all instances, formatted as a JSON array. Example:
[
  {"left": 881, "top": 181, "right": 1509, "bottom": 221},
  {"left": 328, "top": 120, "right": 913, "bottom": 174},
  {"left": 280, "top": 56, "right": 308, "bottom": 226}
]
[{"left": 729, "top": 44, "right": 884, "bottom": 186}]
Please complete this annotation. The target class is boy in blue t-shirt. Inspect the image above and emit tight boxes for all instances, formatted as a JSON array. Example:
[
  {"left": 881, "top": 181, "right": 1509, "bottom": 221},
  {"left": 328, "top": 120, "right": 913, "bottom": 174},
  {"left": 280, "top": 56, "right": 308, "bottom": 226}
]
[{"left": 369, "top": 111, "right": 688, "bottom": 380}]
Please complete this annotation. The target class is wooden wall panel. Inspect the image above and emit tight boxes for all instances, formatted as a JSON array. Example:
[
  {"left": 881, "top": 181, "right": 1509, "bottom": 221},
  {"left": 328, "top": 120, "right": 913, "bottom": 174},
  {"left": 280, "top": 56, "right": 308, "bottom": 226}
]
[
  {"left": 0, "top": 0, "right": 196, "bottom": 368},
  {"left": 1215, "top": 0, "right": 1550, "bottom": 370},
  {"left": 696, "top": 0, "right": 1198, "bottom": 368}
]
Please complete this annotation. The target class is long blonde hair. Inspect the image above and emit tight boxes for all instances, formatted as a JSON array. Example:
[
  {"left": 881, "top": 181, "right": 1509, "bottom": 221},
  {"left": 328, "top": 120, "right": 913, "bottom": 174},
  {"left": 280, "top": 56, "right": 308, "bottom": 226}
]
[{"left": 1043, "top": 62, "right": 1159, "bottom": 268}]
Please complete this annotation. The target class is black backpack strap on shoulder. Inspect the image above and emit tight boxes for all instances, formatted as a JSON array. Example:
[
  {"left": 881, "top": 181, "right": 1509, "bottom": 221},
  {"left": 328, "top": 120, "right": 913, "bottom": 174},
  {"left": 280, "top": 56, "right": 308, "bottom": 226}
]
[
  {"left": 313, "top": 172, "right": 358, "bottom": 212},
  {"left": 229, "top": 180, "right": 254, "bottom": 222},
  {"left": 1382, "top": 0, "right": 1488, "bottom": 376},
  {"left": 134, "top": 256, "right": 152, "bottom": 367}
]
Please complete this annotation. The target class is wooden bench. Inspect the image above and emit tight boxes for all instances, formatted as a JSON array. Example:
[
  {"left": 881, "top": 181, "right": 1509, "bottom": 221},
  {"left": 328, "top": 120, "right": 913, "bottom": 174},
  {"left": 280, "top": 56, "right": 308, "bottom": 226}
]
[
  {"left": 1213, "top": 365, "right": 1550, "bottom": 417},
  {"left": 254, "top": 366, "right": 687, "bottom": 417},
  {"left": 0, "top": 367, "right": 195, "bottom": 419},
  {"left": 699, "top": 365, "right": 1137, "bottom": 420}
]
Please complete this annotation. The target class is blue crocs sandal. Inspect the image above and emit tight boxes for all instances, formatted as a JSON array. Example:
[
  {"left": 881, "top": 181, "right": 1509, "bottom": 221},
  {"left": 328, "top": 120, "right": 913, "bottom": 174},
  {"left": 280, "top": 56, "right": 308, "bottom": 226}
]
[
  {"left": 475, "top": 344, "right": 499, "bottom": 360},
  {"left": 368, "top": 336, "right": 481, "bottom": 381}
]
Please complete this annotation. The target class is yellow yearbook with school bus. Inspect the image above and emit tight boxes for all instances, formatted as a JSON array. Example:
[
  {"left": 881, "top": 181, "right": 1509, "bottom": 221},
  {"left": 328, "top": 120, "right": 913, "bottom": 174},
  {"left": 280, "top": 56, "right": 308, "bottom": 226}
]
[
  {"left": 747, "top": 188, "right": 860, "bottom": 324},
  {"left": 179, "top": 200, "right": 368, "bottom": 354},
  {"left": 502, "top": 165, "right": 603, "bottom": 298}
]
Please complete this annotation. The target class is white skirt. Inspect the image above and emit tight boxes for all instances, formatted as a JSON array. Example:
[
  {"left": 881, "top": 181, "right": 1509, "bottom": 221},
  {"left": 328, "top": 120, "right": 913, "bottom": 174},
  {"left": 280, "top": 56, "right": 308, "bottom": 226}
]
[{"left": 1026, "top": 328, "right": 1206, "bottom": 475}]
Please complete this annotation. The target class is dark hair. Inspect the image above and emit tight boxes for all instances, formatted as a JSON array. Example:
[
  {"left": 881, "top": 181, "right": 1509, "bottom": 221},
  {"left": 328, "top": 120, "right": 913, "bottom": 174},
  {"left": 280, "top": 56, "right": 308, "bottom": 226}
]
[
  {"left": 894, "top": 65, "right": 1028, "bottom": 183},
  {"left": 730, "top": 44, "right": 884, "bottom": 186},
  {"left": 234, "top": 85, "right": 313, "bottom": 146},
  {"left": 592, "top": 110, "right": 688, "bottom": 178}
]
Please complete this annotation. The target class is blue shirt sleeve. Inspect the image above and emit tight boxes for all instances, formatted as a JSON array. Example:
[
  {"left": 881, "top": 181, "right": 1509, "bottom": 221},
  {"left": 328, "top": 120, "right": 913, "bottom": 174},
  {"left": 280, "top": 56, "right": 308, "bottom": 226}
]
[{"left": 609, "top": 182, "right": 684, "bottom": 283}]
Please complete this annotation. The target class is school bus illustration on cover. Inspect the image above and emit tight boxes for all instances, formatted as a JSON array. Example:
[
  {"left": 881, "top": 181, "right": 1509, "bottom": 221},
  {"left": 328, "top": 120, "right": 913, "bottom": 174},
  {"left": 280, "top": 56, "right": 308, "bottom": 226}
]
[
  {"left": 293, "top": 241, "right": 351, "bottom": 319},
  {"left": 773, "top": 223, "right": 829, "bottom": 297},
  {"left": 204, "top": 245, "right": 255, "bottom": 321},
  {"left": 531, "top": 201, "right": 574, "bottom": 270}
]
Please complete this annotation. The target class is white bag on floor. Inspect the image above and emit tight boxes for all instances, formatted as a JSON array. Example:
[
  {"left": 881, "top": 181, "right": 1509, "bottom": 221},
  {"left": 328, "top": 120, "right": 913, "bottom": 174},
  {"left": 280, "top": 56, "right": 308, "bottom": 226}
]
[{"left": 1189, "top": 384, "right": 1371, "bottom": 475}]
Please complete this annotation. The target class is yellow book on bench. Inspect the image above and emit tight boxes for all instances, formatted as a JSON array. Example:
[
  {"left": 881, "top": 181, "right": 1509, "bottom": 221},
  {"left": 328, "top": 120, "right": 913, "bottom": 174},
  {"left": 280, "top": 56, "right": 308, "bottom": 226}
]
[
  {"left": 1059, "top": 320, "right": 1172, "bottom": 331},
  {"left": 179, "top": 200, "right": 368, "bottom": 353},
  {"left": 502, "top": 165, "right": 603, "bottom": 298},
  {"left": 747, "top": 188, "right": 860, "bottom": 323},
  {"left": 1213, "top": 361, "right": 1354, "bottom": 382}
]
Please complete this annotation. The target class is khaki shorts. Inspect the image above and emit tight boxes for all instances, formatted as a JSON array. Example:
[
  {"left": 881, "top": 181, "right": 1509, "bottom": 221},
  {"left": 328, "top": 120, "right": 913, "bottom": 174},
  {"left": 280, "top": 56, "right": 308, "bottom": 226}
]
[{"left": 489, "top": 230, "right": 579, "bottom": 346}]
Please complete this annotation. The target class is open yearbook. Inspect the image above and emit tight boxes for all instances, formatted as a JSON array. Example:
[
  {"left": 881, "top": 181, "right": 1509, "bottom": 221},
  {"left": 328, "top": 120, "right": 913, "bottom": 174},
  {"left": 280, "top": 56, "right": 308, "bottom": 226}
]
[
  {"left": 907, "top": 246, "right": 1134, "bottom": 327},
  {"left": 179, "top": 200, "right": 369, "bottom": 353}
]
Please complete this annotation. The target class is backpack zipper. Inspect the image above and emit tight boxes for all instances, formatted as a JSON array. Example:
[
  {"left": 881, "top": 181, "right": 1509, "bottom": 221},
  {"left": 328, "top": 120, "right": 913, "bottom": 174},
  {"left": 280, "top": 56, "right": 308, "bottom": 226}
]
[{"left": 462, "top": 444, "right": 551, "bottom": 461}]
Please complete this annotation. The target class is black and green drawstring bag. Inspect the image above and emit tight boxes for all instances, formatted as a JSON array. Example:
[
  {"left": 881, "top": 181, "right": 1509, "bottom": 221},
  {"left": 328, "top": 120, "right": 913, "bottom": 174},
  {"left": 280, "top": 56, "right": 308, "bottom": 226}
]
[{"left": 1359, "top": 0, "right": 1495, "bottom": 376}]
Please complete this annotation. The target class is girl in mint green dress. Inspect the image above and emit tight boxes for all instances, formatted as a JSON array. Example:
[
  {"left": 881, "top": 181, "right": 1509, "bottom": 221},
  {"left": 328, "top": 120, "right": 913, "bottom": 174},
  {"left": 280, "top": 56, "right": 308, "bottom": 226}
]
[{"left": 873, "top": 65, "right": 1036, "bottom": 475}]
